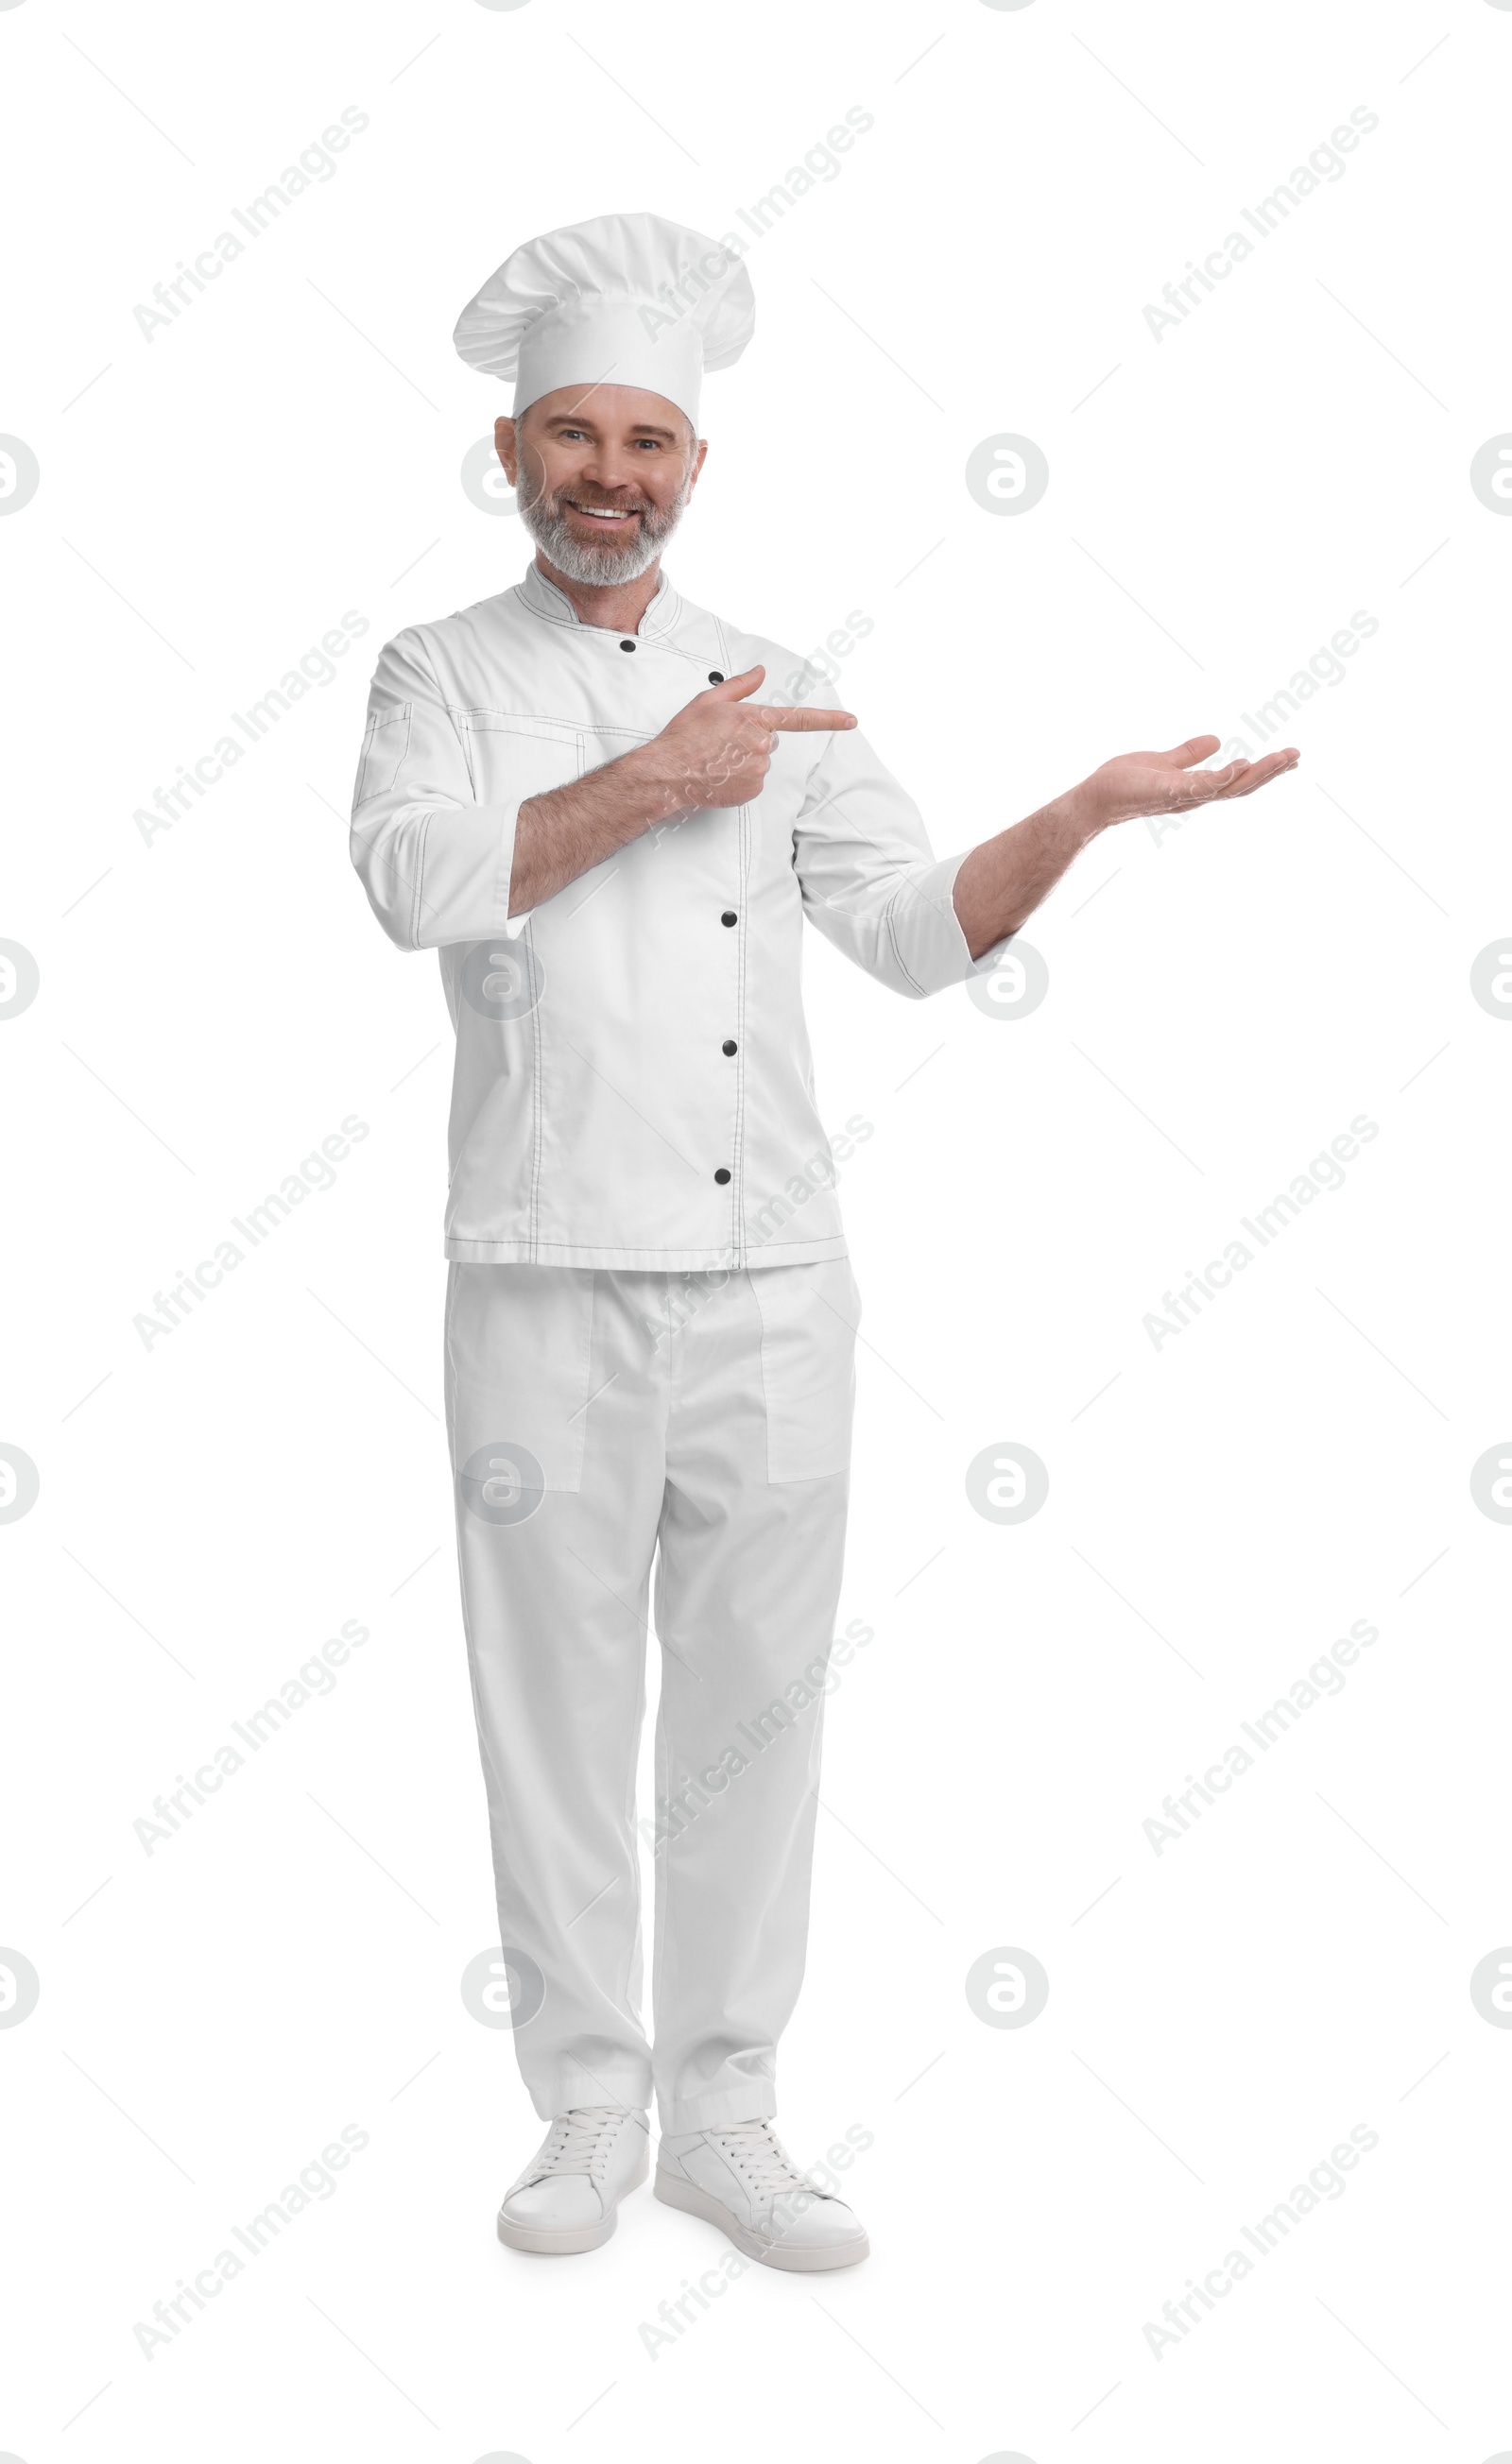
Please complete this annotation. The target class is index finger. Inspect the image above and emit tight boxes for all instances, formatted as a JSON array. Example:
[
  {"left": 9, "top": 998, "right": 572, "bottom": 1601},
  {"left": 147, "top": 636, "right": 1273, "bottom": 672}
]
[
  {"left": 1213, "top": 747, "right": 1299, "bottom": 797},
  {"left": 755, "top": 705, "right": 858, "bottom": 733}
]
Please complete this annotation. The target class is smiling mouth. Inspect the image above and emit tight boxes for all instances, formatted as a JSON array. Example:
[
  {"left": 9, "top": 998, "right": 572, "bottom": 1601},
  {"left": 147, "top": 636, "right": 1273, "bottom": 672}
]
[{"left": 563, "top": 500, "right": 643, "bottom": 525}]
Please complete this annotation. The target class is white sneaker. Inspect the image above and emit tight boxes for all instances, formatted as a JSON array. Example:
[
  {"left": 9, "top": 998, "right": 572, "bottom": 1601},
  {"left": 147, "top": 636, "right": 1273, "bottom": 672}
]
[
  {"left": 655, "top": 2117, "right": 869, "bottom": 2271},
  {"left": 497, "top": 2105, "right": 649, "bottom": 2254}
]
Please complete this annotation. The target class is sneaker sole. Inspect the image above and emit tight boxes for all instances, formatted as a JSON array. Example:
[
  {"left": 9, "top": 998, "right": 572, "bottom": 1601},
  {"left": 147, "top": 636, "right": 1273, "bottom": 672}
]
[
  {"left": 497, "top": 2143, "right": 648, "bottom": 2255},
  {"left": 653, "top": 2166, "right": 869, "bottom": 2271}
]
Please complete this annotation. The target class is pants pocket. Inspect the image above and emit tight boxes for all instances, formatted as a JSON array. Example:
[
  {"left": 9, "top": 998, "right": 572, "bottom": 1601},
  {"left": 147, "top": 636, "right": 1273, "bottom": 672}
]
[
  {"left": 445, "top": 1265, "right": 595, "bottom": 1514},
  {"left": 749, "top": 1258, "right": 860, "bottom": 1483}
]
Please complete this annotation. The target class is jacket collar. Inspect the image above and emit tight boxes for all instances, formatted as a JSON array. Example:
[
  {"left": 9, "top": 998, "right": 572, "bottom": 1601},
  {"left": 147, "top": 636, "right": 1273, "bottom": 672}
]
[{"left": 518, "top": 556, "right": 681, "bottom": 641}]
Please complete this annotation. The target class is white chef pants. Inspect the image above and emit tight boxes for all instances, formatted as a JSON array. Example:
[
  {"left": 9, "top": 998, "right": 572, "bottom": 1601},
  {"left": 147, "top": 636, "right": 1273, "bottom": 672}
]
[{"left": 443, "top": 1256, "right": 860, "bottom": 2132}]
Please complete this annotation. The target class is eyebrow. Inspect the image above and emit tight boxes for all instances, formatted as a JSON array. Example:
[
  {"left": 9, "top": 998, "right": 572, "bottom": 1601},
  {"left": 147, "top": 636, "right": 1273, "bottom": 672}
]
[{"left": 539, "top": 416, "right": 680, "bottom": 441}]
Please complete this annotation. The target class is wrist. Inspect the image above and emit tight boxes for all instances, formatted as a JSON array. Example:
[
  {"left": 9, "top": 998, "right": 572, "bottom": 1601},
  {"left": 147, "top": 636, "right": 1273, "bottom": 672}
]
[
  {"left": 1049, "top": 779, "right": 1108, "bottom": 848},
  {"left": 618, "top": 738, "right": 693, "bottom": 826}
]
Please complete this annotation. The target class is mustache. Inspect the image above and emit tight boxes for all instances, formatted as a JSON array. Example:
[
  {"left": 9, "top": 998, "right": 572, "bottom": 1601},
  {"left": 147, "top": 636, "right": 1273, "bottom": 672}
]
[{"left": 515, "top": 465, "right": 656, "bottom": 519}]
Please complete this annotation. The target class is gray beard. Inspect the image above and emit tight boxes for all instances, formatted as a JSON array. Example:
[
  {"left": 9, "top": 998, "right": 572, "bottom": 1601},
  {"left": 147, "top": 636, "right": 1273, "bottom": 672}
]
[{"left": 516, "top": 464, "right": 695, "bottom": 585}]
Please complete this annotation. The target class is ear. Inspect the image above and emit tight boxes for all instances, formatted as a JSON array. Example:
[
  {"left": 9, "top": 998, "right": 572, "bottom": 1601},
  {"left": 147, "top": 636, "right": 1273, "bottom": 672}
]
[
  {"left": 688, "top": 435, "right": 709, "bottom": 493},
  {"left": 494, "top": 413, "right": 518, "bottom": 487}
]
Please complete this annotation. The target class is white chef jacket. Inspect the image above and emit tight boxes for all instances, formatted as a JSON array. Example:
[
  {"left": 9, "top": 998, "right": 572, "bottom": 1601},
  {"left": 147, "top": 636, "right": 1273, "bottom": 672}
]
[{"left": 351, "top": 560, "right": 1009, "bottom": 1271}]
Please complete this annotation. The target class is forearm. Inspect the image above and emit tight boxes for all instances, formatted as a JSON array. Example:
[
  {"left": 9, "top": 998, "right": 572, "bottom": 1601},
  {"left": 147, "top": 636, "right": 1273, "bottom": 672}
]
[
  {"left": 507, "top": 665, "right": 857, "bottom": 917},
  {"left": 508, "top": 745, "right": 691, "bottom": 916},
  {"left": 952, "top": 782, "right": 1102, "bottom": 960}
]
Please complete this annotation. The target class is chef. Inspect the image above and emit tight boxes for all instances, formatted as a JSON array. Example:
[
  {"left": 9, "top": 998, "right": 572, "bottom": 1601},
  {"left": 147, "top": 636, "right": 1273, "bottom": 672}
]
[{"left": 350, "top": 212, "right": 1297, "bottom": 2270}]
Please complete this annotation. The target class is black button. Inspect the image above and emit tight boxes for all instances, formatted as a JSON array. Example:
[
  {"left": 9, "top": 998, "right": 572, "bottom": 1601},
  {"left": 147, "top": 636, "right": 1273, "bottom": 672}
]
[
  {"left": 709, "top": 670, "right": 724, "bottom": 683},
  {"left": 722, "top": 1038, "right": 737, "bottom": 1056},
  {"left": 721, "top": 910, "right": 737, "bottom": 927},
  {"left": 619, "top": 638, "right": 636, "bottom": 651},
  {"left": 713, "top": 1168, "right": 731, "bottom": 1185}
]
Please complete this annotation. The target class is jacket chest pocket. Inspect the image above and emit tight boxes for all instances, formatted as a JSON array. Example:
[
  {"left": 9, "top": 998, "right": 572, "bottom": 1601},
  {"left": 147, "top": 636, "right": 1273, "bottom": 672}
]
[{"left": 461, "top": 712, "right": 585, "bottom": 805}]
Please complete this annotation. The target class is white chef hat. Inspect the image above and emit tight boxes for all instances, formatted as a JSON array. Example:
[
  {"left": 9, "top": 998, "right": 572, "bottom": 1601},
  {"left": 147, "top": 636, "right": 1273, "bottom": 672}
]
[{"left": 453, "top": 212, "right": 755, "bottom": 431}]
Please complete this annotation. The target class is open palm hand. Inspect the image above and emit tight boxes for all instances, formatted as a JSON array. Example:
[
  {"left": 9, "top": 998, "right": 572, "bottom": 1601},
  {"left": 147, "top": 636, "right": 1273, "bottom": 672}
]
[{"left": 1086, "top": 733, "right": 1298, "bottom": 830}]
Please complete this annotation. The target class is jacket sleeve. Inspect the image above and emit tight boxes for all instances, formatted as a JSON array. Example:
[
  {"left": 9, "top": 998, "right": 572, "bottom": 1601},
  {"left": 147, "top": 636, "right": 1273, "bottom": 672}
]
[
  {"left": 350, "top": 629, "right": 528, "bottom": 951},
  {"left": 791, "top": 725, "right": 1013, "bottom": 999}
]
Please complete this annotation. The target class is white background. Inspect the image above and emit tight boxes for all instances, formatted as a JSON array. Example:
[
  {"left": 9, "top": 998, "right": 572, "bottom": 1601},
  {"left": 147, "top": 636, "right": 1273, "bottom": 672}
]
[{"left": 4, "top": 0, "right": 1510, "bottom": 2455}]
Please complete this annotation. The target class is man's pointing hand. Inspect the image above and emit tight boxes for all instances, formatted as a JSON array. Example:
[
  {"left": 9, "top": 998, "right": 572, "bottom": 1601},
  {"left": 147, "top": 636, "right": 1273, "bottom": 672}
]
[
  {"left": 508, "top": 665, "right": 856, "bottom": 918},
  {"left": 648, "top": 664, "right": 858, "bottom": 811},
  {"left": 702, "top": 664, "right": 858, "bottom": 734}
]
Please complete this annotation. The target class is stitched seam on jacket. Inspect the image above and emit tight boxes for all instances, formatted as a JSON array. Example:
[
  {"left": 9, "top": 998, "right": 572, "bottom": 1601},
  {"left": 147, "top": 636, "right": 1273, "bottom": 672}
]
[
  {"left": 732, "top": 813, "right": 749, "bottom": 1263},
  {"left": 515, "top": 930, "right": 534, "bottom": 1264},
  {"left": 527, "top": 913, "right": 545, "bottom": 1265},
  {"left": 514, "top": 576, "right": 683, "bottom": 636},
  {"left": 455, "top": 699, "right": 544, "bottom": 1258},
  {"left": 885, "top": 895, "right": 926, "bottom": 997},
  {"left": 354, "top": 705, "right": 412, "bottom": 807},
  {"left": 412, "top": 809, "right": 433, "bottom": 950},
  {"left": 456, "top": 709, "right": 585, "bottom": 735},
  {"left": 415, "top": 634, "right": 472, "bottom": 952},
  {"left": 454, "top": 708, "right": 481, "bottom": 797},
  {"left": 452, "top": 707, "right": 665, "bottom": 744},
  {"left": 718, "top": 617, "right": 749, "bottom": 1264},
  {"left": 524, "top": 724, "right": 582, "bottom": 1260},
  {"left": 492, "top": 639, "right": 716, "bottom": 677},
  {"left": 510, "top": 583, "right": 687, "bottom": 644}
]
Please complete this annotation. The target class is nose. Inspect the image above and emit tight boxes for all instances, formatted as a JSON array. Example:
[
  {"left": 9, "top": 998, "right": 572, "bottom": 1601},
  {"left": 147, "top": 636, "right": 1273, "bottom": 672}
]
[{"left": 578, "top": 444, "right": 642, "bottom": 497}]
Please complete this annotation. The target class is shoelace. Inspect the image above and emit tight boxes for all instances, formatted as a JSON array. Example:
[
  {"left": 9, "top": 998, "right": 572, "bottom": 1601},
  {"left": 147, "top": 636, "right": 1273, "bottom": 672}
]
[
  {"left": 712, "top": 2118, "right": 818, "bottom": 2199},
  {"left": 529, "top": 2106, "right": 634, "bottom": 2182}
]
